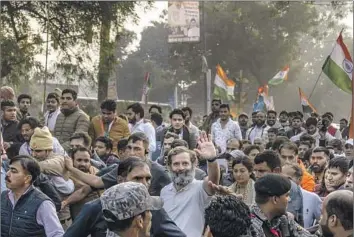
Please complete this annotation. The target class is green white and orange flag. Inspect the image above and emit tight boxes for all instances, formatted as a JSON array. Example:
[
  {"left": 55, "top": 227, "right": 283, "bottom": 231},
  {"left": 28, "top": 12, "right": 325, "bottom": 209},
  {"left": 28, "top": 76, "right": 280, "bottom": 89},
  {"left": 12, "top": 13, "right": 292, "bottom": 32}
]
[
  {"left": 322, "top": 32, "right": 353, "bottom": 94},
  {"left": 268, "top": 66, "right": 289, "bottom": 86},
  {"left": 213, "top": 64, "right": 236, "bottom": 101},
  {"left": 299, "top": 88, "right": 317, "bottom": 114}
]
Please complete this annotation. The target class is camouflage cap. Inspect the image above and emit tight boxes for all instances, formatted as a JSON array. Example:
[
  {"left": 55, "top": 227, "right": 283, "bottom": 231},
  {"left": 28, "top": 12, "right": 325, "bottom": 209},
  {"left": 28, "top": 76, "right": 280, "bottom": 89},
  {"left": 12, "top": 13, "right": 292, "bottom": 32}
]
[{"left": 100, "top": 182, "right": 163, "bottom": 222}]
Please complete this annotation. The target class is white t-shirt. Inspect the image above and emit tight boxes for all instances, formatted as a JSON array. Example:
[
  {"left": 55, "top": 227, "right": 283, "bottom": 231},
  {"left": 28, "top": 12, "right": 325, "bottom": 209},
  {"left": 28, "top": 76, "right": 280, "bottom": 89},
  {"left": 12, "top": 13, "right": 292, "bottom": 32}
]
[{"left": 161, "top": 180, "right": 211, "bottom": 237}]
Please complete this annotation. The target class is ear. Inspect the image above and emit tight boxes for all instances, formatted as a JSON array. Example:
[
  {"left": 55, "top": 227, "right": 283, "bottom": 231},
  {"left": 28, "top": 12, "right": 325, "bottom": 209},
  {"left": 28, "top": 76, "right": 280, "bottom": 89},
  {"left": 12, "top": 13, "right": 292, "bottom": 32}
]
[
  {"left": 329, "top": 215, "right": 338, "bottom": 228},
  {"left": 134, "top": 215, "right": 144, "bottom": 229},
  {"left": 24, "top": 175, "right": 32, "bottom": 185},
  {"left": 272, "top": 196, "right": 278, "bottom": 204}
]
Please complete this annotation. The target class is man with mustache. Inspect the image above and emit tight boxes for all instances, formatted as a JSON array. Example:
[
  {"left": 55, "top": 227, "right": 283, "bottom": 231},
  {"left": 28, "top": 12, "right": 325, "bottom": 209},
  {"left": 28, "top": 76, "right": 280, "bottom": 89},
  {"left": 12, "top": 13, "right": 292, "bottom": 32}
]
[
  {"left": 16, "top": 94, "right": 32, "bottom": 121},
  {"left": 250, "top": 174, "right": 315, "bottom": 237},
  {"left": 246, "top": 111, "right": 270, "bottom": 144},
  {"left": 319, "top": 190, "right": 353, "bottom": 237},
  {"left": 344, "top": 166, "right": 353, "bottom": 190},
  {"left": 1, "top": 155, "right": 64, "bottom": 237},
  {"left": 19, "top": 117, "right": 65, "bottom": 156},
  {"left": 43, "top": 92, "right": 61, "bottom": 133},
  {"left": 54, "top": 88, "right": 90, "bottom": 152},
  {"left": 322, "top": 157, "right": 348, "bottom": 196},
  {"left": 63, "top": 147, "right": 102, "bottom": 220},
  {"left": 309, "top": 147, "right": 330, "bottom": 185},
  {"left": 161, "top": 131, "right": 220, "bottom": 237}
]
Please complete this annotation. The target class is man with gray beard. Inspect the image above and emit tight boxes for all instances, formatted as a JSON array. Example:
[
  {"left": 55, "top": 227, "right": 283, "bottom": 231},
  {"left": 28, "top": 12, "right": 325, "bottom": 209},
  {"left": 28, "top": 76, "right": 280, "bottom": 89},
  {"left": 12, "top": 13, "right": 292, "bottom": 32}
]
[{"left": 160, "top": 131, "right": 220, "bottom": 237}]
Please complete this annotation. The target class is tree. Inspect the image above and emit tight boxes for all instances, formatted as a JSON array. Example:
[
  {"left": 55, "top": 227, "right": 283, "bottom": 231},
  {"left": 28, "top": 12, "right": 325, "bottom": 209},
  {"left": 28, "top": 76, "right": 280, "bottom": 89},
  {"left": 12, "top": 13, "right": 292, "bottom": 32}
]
[{"left": 1, "top": 1, "right": 149, "bottom": 103}]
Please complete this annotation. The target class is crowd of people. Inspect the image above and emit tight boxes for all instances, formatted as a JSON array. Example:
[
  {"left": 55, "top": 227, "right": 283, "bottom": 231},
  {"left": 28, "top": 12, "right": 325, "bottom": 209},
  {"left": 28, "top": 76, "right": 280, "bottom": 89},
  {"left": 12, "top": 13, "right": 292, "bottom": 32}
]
[{"left": 0, "top": 85, "right": 353, "bottom": 237}]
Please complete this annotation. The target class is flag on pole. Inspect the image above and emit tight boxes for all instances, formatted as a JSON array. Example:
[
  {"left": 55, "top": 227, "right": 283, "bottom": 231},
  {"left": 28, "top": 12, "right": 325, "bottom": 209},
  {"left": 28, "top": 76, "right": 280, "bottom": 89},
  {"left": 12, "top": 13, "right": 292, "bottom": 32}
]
[
  {"left": 299, "top": 88, "right": 317, "bottom": 114},
  {"left": 268, "top": 66, "right": 290, "bottom": 86},
  {"left": 253, "top": 85, "right": 274, "bottom": 112},
  {"left": 141, "top": 72, "right": 151, "bottom": 103},
  {"left": 322, "top": 32, "right": 353, "bottom": 94},
  {"left": 213, "top": 64, "right": 236, "bottom": 101}
]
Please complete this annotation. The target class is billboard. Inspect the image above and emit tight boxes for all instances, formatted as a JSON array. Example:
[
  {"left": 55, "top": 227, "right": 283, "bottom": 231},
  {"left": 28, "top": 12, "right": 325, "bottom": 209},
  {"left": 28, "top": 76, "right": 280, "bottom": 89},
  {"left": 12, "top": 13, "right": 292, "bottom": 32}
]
[{"left": 168, "top": 1, "right": 200, "bottom": 43}]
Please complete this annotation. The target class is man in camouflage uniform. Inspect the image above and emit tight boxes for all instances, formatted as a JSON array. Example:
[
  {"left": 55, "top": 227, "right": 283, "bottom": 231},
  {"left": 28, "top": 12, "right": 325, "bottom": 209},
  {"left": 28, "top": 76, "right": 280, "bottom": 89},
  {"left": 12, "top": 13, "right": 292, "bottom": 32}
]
[
  {"left": 201, "top": 99, "right": 221, "bottom": 134},
  {"left": 250, "top": 174, "right": 316, "bottom": 237},
  {"left": 100, "top": 182, "right": 163, "bottom": 237}
]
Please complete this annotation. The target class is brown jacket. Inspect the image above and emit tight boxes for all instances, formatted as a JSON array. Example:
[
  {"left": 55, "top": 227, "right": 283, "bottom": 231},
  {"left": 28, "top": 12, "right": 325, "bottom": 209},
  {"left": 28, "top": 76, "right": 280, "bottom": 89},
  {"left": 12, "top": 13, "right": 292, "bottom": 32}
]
[
  {"left": 89, "top": 115, "right": 130, "bottom": 154},
  {"left": 38, "top": 153, "right": 70, "bottom": 181}
]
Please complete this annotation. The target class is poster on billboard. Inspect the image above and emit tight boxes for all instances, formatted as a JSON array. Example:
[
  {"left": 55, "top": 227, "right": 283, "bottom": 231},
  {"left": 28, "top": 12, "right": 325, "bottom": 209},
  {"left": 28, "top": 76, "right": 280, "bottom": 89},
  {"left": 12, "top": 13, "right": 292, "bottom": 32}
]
[{"left": 168, "top": 1, "right": 200, "bottom": 43}]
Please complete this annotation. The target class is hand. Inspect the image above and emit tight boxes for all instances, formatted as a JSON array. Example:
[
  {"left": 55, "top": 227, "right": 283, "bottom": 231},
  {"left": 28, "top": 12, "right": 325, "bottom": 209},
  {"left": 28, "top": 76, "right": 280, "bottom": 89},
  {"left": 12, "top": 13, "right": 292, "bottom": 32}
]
[
  {"left": 194, "top": 131, "right": 216, "bottom": 160},
  {"left": 203, "top": 225, "right": 212, "bottom": 237},
  {"left": 206, "top": 181, "right": 243, "bottom": 198},
  {"left": 64, "top": 155, "right": 74, "bottom": 171},
  {"left": 61, "top": 200, "right": 68, "bottom": 210},
  {"left": 3, "top": 142, "right": 10, "bottom": 150},
  {"left": 286, "top": 212, "right": 295, "bottom": 220}
]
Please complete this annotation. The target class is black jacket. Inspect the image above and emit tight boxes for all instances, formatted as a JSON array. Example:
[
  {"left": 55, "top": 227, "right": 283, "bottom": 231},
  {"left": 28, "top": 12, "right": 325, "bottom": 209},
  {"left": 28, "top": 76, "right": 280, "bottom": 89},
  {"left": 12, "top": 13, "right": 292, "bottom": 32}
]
[
  {"left": 64, "top": 199, "right": 186, "bottom": 237},
  {"left": 34, "top": 173, "right": 62, "bottom": 212},
  {"left": 1, "top": 119, "right": 23, "bottom": 159}
]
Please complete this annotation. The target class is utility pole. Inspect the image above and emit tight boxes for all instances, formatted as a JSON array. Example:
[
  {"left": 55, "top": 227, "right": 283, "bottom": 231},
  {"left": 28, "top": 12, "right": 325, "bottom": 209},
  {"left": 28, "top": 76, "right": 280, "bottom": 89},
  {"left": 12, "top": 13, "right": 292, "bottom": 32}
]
[{"left": 201, "top": 1, "right": 208, "bottom": 115}]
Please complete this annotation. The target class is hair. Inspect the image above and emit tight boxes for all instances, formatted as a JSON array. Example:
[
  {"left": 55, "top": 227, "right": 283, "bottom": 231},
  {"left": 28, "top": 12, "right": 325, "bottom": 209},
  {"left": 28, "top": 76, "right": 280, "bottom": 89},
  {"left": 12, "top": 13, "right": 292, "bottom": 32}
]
[
  {"left": 327, "top": 139, "right": 343, "bottom": 151},
  {"left": 328, "top": 157, "right": 349, "bottom": 175},
  {"left": 232, "top": 156, "right": 256, "bottom": 181},
  {"left": 305, "top": 117, "right": 318, "bottom": 127},
  {"left": 100, "top": 99, "right": 116, "bottom": 112},
  {"left": 117, "top": 157, "right": 149, "bottom": 178},
  {"left": 205, "top": 195, "right": 253, "bottom": 237},
  {"left": 150, "top": 112, "right": 163, "bottom": 126},
  {"left": 279, "top": 142, "right": 298, "bottom": 155},
  {"left": 117, "top": 138, "right": 128, "bottom": 152},
  {"left": 243, "top": 145, "right": 261, "bottom": 156},
  {"left": 62, "top": 88, "right": 78, "bottom": 100},
  {"left": 95, "top": 136, "right": 113, "bottom": 151},
  {"left": 1, "top": 100, "right": 16, "bottom": 110},
  {"left": 171, "top": 139, "right": 189, "bottom": 149},
  {"left": 325, "top": 192, "right": 353, "bottom": 230},
  {"left": 254, "top": 150, "right": 281, "bottom": 171},
  {"left": 17, "top": 94, "right": 32, "bottom": 104},
  {"left": 324, "top": 112, "right": 334, "bottom": 119},
  {"left": 313, "top": 147, "right": 331, "bottom": 158},
  {"left": 340, "top": 118, "right": 348, "bottom": 125},
  {"left": 128, "top": 132, "right": 149, "bottom": 149},
  {"left": 268, "top": 127, "right": 278, "bottom": 135},
  {"left": 296, "top": 111, "right": 304, "bottom": 118},
  {"left": 167, "top": 146, "right": 197, "bottom": 166},
  {"left": 18, "top": 117, "right": 40, "bottom": 130},
  {"left": 127, "top": 103, "right": 144, "bottom": 118},
  {"left": 292, "top": 116, "right": 302, "bottom": 122},
  {"left": 227, "top": 138, "right": 243, "bottom": 150},
  {"left": 300, "top": 134, "right": 316, "bottom": 146},
  {"left": 241, "top": 140, "right": 252, "bottom": 146},
  {"left": 181, "top": 106, "right": 193, "bottom": 116},
  {"left": 46, "top": 92, "right": 60, "bottom": 103},
  {"left": 303, "top": 148, "right": 313, "bottom": 162},
  {"left": 69, "top": 132, "right": 92, "bottom": 148},
  {"left": 271, "top": 136, "right": 290, "bottom": 151},
  {"left": 299, "top": 141, "right": 311, "bottom": 149},
  {"left": 9, "top": 155, "right": 40, "bottom": 184},
  {"left": 169, "top": 109, "right": 185, "bottom": 120},
  {"left": 71, "top": 147, "right": 92, "bottom": 160},
  {"left": 164, "top": 132, "right": 179, "bottom": 140},
  {"left": 267, "top": 110, "right": 277, "bottom": 117},
  {"left": 212, "top": 99, "right": 222, "bottom": 104},
  {"left": 279, "top": 111, "right": 288, "bottom": 116},
  {"left": 283, "top": 162, "right": 303, "bottom": 180},
  {"left": 219, "top": 104, "right": 230, "bottom": 111},
  {"left": 149, "top": 105, "right": 162, "bottom": 114}
]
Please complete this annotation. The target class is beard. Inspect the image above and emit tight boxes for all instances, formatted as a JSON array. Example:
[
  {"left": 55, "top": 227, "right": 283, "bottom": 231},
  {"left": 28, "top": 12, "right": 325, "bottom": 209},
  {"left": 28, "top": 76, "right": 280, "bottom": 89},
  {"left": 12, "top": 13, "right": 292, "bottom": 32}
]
[
  {"left": 171, "top": 168, "right": 195, "bottom": 191},
  {"left": 129, "top": 117, "right": 136, "bottom": 124},
  {"left": 311, "top": 164, "right": 325, "bottom": 173},
  {"left": 320, "top": 221, "right": 334, "bottom": 237}
]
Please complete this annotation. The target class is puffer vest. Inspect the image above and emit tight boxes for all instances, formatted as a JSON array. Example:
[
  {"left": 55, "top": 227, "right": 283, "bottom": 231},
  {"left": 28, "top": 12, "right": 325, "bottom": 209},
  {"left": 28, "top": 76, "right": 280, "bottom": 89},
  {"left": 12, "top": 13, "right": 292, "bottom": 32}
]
[{"left": 1, "top": 186, "right": 50, "bottom": 237}]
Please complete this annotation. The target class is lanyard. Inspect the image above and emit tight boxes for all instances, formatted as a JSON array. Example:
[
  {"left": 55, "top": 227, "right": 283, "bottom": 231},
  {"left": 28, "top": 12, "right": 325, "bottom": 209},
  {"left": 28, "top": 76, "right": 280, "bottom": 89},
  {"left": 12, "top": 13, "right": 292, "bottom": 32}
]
[{"left": 100, "top": 118, "right": 114, "bottom": 138}]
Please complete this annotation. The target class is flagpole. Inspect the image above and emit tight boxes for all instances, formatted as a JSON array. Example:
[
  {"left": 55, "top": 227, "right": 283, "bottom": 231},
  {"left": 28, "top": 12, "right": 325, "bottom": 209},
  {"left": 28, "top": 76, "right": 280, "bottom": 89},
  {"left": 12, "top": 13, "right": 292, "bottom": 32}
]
[
  {"left": 308, "top": 28, "right": 344, "bottom": 99},
  {"left": 351, "top": 48, "right": 354, "bottom": 139}
]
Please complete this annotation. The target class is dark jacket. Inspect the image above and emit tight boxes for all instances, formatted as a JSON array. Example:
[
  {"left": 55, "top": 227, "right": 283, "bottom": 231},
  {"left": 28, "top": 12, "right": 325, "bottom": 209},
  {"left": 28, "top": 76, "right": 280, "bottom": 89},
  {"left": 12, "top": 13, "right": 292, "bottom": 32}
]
[
  {"left": 34, "top": 173, "right": 62, "bottom": 212},
  {"left": 64, "top": 198, "right": 186, "bottom": 237},
  {"left": 1, "top": 186, "right": 50, "bottom": 237},
  {"left": 1, "top": 119, "right": 23, "bottom": 159}
]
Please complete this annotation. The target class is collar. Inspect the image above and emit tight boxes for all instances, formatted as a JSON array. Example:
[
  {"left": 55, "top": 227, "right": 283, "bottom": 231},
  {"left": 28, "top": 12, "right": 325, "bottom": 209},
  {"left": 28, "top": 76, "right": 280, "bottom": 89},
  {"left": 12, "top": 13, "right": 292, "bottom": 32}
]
[
  {"left": 251, "top": 204, "right": 283, "bottom": 229},
  {"left": 61, "top": 106, "right": 78, "bottom": 116},
  {"left": 8, "top": 185, "right": 33, "bottom": 201}
]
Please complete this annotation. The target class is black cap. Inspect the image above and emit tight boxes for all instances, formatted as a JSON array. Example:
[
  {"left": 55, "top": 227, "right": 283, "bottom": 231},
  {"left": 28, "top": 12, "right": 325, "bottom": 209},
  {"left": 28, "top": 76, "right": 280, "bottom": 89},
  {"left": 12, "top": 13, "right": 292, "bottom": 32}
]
[{"left": 255, "top": 174, "right": 291, "bottom": 197}]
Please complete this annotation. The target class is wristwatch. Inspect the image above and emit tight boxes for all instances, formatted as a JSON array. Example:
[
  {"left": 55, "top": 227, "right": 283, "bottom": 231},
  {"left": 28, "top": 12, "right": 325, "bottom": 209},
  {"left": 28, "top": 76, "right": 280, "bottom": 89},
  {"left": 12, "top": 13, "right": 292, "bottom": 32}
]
[{"left": 207, "top": 157, "right": 217, "bottom": 163}]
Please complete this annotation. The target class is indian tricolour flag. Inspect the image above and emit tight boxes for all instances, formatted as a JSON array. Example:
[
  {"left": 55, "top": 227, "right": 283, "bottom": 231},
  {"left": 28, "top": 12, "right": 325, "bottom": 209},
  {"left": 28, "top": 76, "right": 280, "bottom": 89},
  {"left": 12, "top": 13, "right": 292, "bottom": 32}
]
[
  {"left": 322, "top": 32, "right": 353, "bottom": 94},
  {"left": 268, "top": 66, "right": 290, "bottom": 86},
  {"left": 213, "top": 64, "right": 236, "bottom": 101},
  {"left": 299, "top": 88, "right": 316, "bottom": 114}
]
